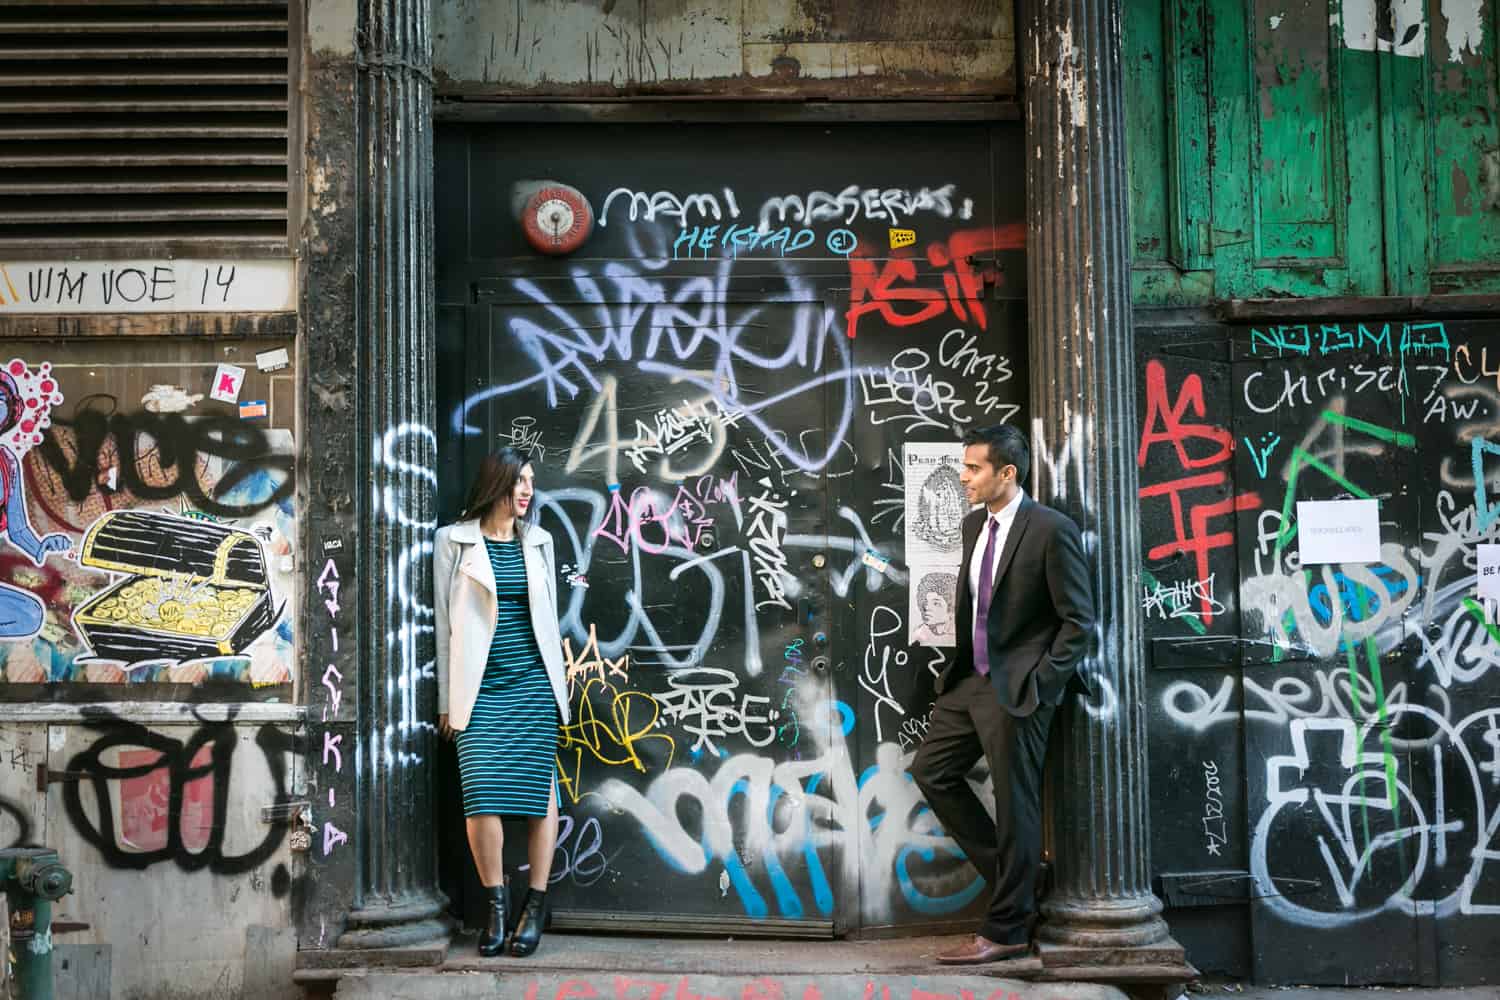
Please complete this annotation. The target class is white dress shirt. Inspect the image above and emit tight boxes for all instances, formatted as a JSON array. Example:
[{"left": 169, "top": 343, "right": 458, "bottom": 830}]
[{"left": 969, "top": 488, "right": 1025, "bottom": 624}]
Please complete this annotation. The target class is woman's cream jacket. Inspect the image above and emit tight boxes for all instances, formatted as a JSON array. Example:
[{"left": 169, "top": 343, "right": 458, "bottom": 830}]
[{"left": 432, "top": 519, "right": 571, "bottom": 729}]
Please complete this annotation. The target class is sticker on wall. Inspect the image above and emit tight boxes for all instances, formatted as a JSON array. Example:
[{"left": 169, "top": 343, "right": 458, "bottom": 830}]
[
  {"left": 209, "top": 363, "right": 245, "bottom": 404},
  {"left": 255, "top": 347, "right": 290, "bottom": 373},
  {"left": 141, "top": 384, "right": 203, "bottom": 414},
  {"left": 1295, "top": 499, "right": 1381, "bottom": 565},
  {"left": 889, "top": 228, "right": 917, "bottom": 249},
  {"left": 239, "top": 400, "right": 267, "bottom": 419}
]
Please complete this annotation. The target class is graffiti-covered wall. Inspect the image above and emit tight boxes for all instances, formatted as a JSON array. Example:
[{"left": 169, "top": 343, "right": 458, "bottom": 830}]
[
  {"left": 435, "top": 121, "right": 1036, "bottom": 932},
  {"left": 0, "top": 324, "right": 302, "bottom": 996},
  {"left": 0, "top": 338, "right": 296, "bottom": 695},
  {"left": 1139, "top": 317, "right": 1500, "bottom": 985}
]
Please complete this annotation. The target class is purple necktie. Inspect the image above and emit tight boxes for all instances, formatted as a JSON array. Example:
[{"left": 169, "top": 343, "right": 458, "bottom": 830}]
[{"left": 974, "top": 517, "right": 999, "bottom": 676}]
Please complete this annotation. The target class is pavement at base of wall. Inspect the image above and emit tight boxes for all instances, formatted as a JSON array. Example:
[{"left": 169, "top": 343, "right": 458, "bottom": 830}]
[
  {"left": 335, "top": 973, "right": 1125, "bottom": 1000},
  {"left": 1187, "top": 983, "right": 1499, "bottom": 1000},
  {"left": 326, "top": 931, "right": 1132, "bottom": 1000},
  {"left": 318, "top": 934, "right": 1500, "bottom": 1000}
]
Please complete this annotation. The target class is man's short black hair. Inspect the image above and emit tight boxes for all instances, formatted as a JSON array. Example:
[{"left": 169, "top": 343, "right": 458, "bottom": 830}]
[{"left": 961, "top": 423, "right": 1030, "bottom": 484}]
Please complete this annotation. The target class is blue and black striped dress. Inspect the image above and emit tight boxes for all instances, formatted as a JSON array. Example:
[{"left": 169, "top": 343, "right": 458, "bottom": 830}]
[{"left": 455, "top": 538, "right": 560, "bottom": 817}]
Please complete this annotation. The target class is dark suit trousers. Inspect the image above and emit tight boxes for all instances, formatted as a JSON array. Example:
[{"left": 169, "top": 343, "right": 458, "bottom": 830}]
[{"left": 911, "top": 671, "right": 1055, "bottom": 945}]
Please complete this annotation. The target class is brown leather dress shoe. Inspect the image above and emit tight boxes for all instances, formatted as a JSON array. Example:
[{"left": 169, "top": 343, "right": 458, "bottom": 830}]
[{"left": 935, "top": 934, "right": 1030, "bottom": 965}]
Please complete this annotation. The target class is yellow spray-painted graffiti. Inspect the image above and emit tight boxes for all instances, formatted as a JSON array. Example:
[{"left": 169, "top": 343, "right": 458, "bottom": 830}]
[{"left": 556, "top": 672, "right": 676, "bottom": 805}]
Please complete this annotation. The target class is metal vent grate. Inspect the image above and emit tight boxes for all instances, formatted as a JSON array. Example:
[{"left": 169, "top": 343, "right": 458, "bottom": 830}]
[{"left": 0, "top": 0, "right": 290, "bottom": 250}]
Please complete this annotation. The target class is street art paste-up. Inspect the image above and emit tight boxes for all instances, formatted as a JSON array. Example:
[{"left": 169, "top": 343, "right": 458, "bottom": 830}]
[
  {"left": 0, "top": 359, "right": 70, "bottom": 641},
  {"left": 0, "top": 354, "right": 297, "bottom": 684},
  {"left": 71, "top": 510, "right": 281, "bottom": 668},
  {"left": 903, "top": 444, "right": 966, "bottom": 646}
]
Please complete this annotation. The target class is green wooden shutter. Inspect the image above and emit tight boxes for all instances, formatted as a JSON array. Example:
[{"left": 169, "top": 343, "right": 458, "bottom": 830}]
[{"left": 1208, "top": 0, "right": 1385, "bottom": 298}]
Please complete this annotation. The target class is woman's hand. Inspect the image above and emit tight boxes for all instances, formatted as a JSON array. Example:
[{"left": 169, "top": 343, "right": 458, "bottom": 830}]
[{"left": 438, "top": 714, "right": 453, "bottom": 740}]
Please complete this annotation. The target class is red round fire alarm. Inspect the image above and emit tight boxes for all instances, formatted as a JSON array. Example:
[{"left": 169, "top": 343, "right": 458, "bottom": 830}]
[{"left": 522, "top": 185, "right": 593, "bottom": 255}]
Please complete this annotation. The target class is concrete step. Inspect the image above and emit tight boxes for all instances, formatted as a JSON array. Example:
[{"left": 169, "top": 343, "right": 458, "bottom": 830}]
[{"left": 329, "top": 932, "right": 1134, "bottom": 1000}]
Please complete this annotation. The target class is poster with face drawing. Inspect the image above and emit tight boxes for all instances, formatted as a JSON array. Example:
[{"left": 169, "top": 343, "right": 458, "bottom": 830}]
[
  {"left": 904, "top": 443, "right": 969, "bottom": 645},
  {"left": 910, "top": 569, "right": 960, "bottom": 647}
]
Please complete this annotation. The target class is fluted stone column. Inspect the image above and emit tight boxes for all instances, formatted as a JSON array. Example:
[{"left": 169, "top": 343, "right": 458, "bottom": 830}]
[
  {"left": 337, "top": 0, "right": 449, "bottom": 950},
  {"left": 1023, "top": 0, "right": 1186, "bottom": 974}
]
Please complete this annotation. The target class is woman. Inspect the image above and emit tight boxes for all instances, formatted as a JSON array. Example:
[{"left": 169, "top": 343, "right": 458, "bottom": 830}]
[{"left": 434, "top": 448, "right": 570, "bottom": 958}]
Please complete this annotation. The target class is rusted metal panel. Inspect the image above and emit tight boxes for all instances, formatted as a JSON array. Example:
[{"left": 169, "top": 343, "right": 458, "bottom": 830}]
[{"left": 432, "top": 0, "right": 1015, "bottom": 98}]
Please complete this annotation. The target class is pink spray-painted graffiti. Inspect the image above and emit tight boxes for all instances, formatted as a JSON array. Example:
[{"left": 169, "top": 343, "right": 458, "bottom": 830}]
[
  {"left": 317, "top": 555, "right": 349, "bottom": 857},
  {"left": 0, "top": 358, "right": 70, "bottom": 640}
]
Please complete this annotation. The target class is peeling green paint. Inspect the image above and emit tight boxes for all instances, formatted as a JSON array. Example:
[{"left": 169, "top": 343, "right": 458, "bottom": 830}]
[{"left": 1126, "top": 0, "right": 1500, "bottom": 303}]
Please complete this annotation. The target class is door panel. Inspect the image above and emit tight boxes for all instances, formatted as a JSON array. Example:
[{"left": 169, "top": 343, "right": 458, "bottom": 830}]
[
  {"left": 463, "top": 274, "right": 839, "bottom": 927},
  {"left": 436, "top": 120, "right": 1028, "bottom": 934},
  {"left": 1210, "top": 1, "right": 1385, "bottom": 297}
]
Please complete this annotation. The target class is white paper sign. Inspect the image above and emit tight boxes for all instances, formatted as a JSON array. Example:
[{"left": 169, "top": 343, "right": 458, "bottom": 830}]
[
  {"left": 1295, "top": 499, "right": 1381, "bottom": 565},
  {"left": 210, "top": 363, "right": 246, "bottom": 404},
  {"left": 904, "top": 442, "right": 968, "bottom": 646},
  {"left": 0, "top": 259, "right": 295, "bottom": 313},
  {"left": 1477, "top": 544, "right": 1500, "bottom": 600}
]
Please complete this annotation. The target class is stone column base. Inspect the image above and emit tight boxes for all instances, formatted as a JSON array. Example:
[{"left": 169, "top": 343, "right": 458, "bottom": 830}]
[
  {"left": 1036, "top": 939, "right": 1196, "bottom": 986},
  {"left": 337, "top": 895, "right": 453, "bottom": 950}
]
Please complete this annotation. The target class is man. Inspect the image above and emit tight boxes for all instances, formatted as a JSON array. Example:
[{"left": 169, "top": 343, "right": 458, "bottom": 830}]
[{"left": 911, "top": 423, "right": 1095, "bottom": 964}]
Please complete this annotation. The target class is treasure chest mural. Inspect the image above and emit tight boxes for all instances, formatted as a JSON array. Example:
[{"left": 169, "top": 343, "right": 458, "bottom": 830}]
[{"left": 73, "top": 510, "right": 281, "bottom": 665}]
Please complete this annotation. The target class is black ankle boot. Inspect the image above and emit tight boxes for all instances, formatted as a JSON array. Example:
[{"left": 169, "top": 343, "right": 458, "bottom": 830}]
[
  {"left": 477, "top": 883, "right": 509, "bottom": 957},
  {"left": 509, "top": 888, "right": 547, "bottom": 957}
]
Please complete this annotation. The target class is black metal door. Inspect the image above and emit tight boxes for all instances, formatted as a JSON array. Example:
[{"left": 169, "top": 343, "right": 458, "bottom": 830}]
[
  {"left": 434, "top": 119, "right": 1029, "bottom": 935},
  {"left": 1139, "top": 318, "right": 1500, "bottom": 985},
  {"left": 457, "top": 267, "right": 841, "bottom": 931}
]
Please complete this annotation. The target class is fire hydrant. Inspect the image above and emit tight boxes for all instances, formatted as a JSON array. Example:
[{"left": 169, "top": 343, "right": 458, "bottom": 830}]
[{"left": 0, "top": 848, "right": 73, "bottom": 1000}]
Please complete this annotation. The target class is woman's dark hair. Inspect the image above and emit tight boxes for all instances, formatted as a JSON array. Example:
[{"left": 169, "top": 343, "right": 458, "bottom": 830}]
[
  {"left": 961, "top": 423, "right": 1030, "bottom": 484},
  {"left": 459, "top": 447, "right": 536, "bottom": 527}
]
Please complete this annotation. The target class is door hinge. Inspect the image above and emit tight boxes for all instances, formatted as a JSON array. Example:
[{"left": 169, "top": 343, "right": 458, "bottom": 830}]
[{"left": 36, "top": 762, "right": 91, "bottom": 791}]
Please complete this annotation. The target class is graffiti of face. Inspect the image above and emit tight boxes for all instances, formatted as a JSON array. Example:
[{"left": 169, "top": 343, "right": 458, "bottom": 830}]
[
  {"left": 960, "top": 442, "right": 1016, "bottom": 512},
  {"left": 0, "top": 373, "right": 16, "bottom": 436},
  {"left": 921, "top": 591, "right": 952, "bottom": 630},
  {"left": 511, "top": 463, "right": 535, "bottom": 518}
]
